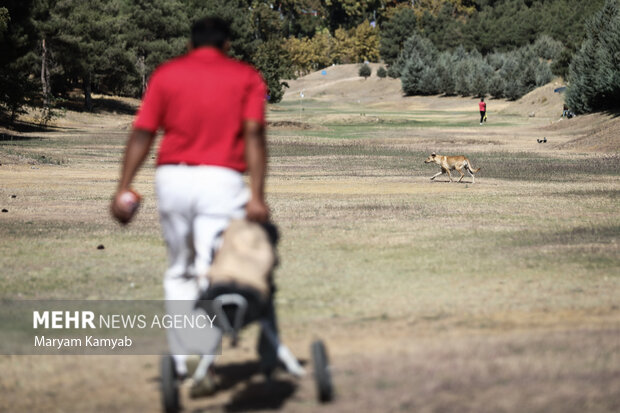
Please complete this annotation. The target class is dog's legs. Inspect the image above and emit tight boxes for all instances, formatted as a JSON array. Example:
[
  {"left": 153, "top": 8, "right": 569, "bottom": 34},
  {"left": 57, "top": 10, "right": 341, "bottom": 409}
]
[
  {"left": 445, "top": 169, "right": 452, "bottom": 182},
  {"left": 456, "top": 167, "right": 465, "bottom": 183},
  {"left": 466, "top": 166, "right": 475, "bottom": 184},
  {"left": 430, "top": 171, "right": 443, "bottom": 181}
]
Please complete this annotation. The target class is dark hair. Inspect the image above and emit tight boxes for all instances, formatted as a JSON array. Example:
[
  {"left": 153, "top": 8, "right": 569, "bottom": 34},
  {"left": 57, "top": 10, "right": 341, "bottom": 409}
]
[{"left": 191, "top": 17, "right": 230, "bottom": 50}]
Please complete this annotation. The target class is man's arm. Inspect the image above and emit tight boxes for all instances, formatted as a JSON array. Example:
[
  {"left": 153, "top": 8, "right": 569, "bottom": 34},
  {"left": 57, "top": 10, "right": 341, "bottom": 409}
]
[
  {"left": 110, "top": 128, "right": 156, "bottom": 224},
  {"left": 243, "top": 120, "right": 269, "bottom": 222}
]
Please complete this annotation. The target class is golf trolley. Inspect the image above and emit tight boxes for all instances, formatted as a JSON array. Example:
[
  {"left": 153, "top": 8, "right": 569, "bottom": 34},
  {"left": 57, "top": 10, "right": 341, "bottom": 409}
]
[{"left": 160, "top": 222, "right": 333, "bottom": 412}]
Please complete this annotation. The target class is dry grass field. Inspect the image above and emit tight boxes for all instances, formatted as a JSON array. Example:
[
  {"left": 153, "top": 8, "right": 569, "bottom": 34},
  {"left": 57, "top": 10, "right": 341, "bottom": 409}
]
[{"left": 0, "top": 66, "right": 618, "bottom": 412}]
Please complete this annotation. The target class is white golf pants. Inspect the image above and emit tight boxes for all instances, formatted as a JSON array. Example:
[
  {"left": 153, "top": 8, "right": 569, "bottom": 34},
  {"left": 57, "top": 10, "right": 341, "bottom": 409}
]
[{"left": 156, "top": 164, "right": 248, "bottom": 374}]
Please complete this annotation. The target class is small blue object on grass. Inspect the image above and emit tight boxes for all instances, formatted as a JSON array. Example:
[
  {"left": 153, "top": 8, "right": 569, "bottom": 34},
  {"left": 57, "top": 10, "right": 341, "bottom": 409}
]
[{"left": 554, "top": 86, "right": 566, "bottom": 93}]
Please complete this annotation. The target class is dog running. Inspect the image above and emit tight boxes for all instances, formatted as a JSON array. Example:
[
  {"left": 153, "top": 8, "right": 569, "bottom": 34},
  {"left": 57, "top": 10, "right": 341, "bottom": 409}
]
[{"left": 424, "top": 152, "right": 480, "bottom": 183}]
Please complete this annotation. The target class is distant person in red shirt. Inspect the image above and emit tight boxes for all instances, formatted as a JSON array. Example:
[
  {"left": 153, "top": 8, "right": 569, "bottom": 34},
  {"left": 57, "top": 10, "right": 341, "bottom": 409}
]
[
  {"left": 111, "top": 17, "right": 270, "bottom": 394},
  {"left": 479, "top": 97, "right": 487, "bottom": 125}
]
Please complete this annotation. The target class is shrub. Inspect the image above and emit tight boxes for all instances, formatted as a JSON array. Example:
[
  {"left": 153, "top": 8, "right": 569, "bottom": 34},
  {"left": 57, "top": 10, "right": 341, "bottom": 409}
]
[
  {"left": 359, "top": 63, "right": 371, "bottom": 79},
  {"left": 387, "top": 65, "right": 400, "bottom": 78},
  {"left": 377, "top": 66, "right": 387, "bottom": 78}
]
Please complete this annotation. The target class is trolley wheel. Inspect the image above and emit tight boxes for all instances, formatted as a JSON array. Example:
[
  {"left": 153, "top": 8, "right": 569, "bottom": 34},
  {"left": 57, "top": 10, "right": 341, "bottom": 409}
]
[
  {"left": 311, "top": 339, "right": 333, "bottom": 403},
  {"left": 160, "top": 354, "right": 180, "bottom": 413}
]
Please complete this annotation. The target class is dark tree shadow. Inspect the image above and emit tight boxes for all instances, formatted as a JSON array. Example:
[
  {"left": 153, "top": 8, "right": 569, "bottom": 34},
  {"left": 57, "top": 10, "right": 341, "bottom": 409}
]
[
  {"left": 0, "top": 117, "right": 59, "bottom": 133},
  {"left": 603, "top": 108, "right": 620, "bottom": 118},
  {"left": 60, "top": 97, "right": 138, "bottom": 115},
  {"left": 0, "top": 132, "right": 46, "bottom": 142}
]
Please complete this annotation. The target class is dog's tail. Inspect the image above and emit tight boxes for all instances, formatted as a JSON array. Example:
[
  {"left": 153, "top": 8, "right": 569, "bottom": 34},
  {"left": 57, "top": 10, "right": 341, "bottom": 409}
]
[{"left": 466, "top": 161, "right": 480, "bottom": 173}]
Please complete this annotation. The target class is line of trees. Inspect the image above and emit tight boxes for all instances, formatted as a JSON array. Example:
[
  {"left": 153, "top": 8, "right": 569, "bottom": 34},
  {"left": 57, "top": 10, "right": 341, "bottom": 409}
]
[
  {"left": 391, "top": 34, "right": 557, "bottom": 99},
  {"left": 1, "top": 0, "right": 618, "bottom": 122}
]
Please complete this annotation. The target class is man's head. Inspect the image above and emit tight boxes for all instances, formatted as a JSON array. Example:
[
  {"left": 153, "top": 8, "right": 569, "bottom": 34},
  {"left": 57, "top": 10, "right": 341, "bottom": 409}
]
[
  {"left": 480, "top": 97, "right": 484, "bottom": 102},
  {"left": 191, "top": 17, "right": 231, "bottom": 51}
]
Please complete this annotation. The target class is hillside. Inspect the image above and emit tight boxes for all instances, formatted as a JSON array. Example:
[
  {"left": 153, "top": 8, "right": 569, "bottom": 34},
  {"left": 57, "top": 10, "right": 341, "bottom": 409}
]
[
  {"left": 282, "top": 65, "right": 619, "bottom": 153},
  {"left": 500, "top": 79, "right": 566, "bottom": 119}
]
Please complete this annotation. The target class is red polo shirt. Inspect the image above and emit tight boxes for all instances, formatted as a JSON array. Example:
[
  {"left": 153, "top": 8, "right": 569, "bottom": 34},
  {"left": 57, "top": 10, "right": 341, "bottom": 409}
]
[
  {"left": 479, "top": 101, "right": 486, "bottom": 112},
  {"left": 133, "top": 47, "right": 267, "bottom": 172}
]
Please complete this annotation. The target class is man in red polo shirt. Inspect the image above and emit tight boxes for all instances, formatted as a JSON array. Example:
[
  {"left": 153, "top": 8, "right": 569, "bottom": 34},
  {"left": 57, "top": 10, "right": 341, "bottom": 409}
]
[{"left": 111, "top": 18, "right": 270, "bottom": 389}]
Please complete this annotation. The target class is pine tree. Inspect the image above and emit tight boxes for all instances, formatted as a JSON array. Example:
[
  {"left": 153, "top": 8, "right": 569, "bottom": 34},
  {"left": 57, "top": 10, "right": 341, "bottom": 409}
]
[
  {"left": 0, "top": 1, "right": 38, "bottom": 122},
  {"left": 125, "top": 0, "right": 189, "bottom": 95},
  {"left": 379, "top": 7, "right": 417, "bottom": 66},
  {"left": 566, "top": 0, "right": 620, "bottom": 113},
  {"left": 45, "top": 0, "right": 135, "bottom": 110},
  {"left": 487, "top": 72, "right": 505, "bottom": 98},
  {"left": 392, "top": 34, "right": 437, "bottom": 79},
  {"left": 435, "top": 51, "right": 457, "bottom": 95},
  {"left": 535, "top": 61, "right": 553, "bottom": 86},
  {"left": 253, "top": 40, "right": 292, "bottom": 103},
  {"left": 401, "top": 50, "right": 426, "bottom": 95}
]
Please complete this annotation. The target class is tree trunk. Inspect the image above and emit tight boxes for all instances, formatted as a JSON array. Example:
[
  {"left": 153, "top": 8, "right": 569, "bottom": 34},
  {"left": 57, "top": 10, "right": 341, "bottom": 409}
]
[
  {"left": 137, "top": 55, "right": 146, "bottom": 95},
  {"left": 84, "top": 71, "right": 93, "bottom": 111},
  {"left": 41, "top": 38, "right": 51, "bottom": 106}
]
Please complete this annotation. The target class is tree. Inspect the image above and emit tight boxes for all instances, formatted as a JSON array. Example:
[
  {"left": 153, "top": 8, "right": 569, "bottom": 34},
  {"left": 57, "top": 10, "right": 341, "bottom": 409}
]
[
  {"left": 379, "top": 7, "right": 417, "bottom": 66},
  {"left": 185, "top": 0, "right": 258, "bottom": 64},
  {"left": 350, "top": 20, "right": 379, "bottom": 63},
  {"left": 454, "top": 58, "right": 473, "bottom": 96},
  {"left": 392, "top": 33, "right": 438, "bottom": 78},
  {"left": 44, "top": 0, "right": 135, "bottom": 110},
  {"left": 401, "top": 50, "right": 426, "bottom": 95},
  {"left": 435, "top": 51, "right": 457, "bottom": 95},
  {"left": 0, "top": 1, "right": 38, "bottom": 122},
  {"left": 285, "top": 36, "right": 317, "bottom": 75},
  {"left": 419, "top": 66, "right": 440, "bottom": 95},
  {"left": 253, "top": 39, "right": 292, "bottom": 103},
  {"left": 532, "top": 34, "right": 563, "bottom": 61},
  {"left": 470, "top": 57, "right": 492, "bottom": 97},
  {"left": 277, "top": 0, "right": 325, "bottom": 38},
  {"left": 331, "top": 26, "right": 355, "bottom": 63},
  {"left": 125, "top": 0, "right": 188, "bottom": 95},
  {"left": 324, "top": 0, "right": 381, "bottom": 31},
  {"left": 487, "top": 72, "right": 505, "bottom": 98},
  {"left": 377, "top": 66, "right": 387, "bottom": 78},
  {"left": 501, "top": 53, "right": 524, "bottom": 100},
  {"left": 534, "top": 61, "right": 553, "bottom": 86},
  {"left": 566, "top": 0, "right": 620, "bottom": 113}
]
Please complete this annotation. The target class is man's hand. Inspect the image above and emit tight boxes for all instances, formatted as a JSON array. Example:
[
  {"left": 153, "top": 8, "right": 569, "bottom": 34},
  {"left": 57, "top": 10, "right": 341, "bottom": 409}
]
[
  {"left": 110, "top": 190, "right": 140, "bottom": 225},
  {"left": 246, "top": 197, "right": 269, "bottom": 222},
  {"left": 111, "top": 129, "right": 154, "bottom": 225}
]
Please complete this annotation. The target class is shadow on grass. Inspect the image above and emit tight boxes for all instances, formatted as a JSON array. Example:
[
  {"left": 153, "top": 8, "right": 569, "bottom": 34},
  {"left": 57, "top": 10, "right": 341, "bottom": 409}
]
[
  {"left": 0, "top": 132, "right": 46, "bottom": 142},
  {"left": 60, "top": 97, "right": 137, "bottom": 115},
  {"left": 187, "top": 360, "right": 300, "bottom": 412}
]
